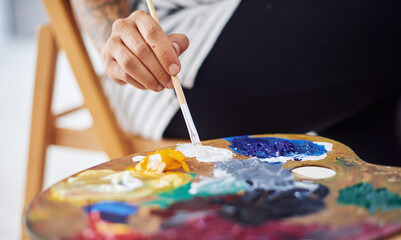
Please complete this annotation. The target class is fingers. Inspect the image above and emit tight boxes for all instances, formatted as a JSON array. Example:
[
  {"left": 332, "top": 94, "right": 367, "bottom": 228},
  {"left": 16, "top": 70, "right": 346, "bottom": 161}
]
[
  {"left": 104, "top": 10, "right": 190, "bottom": 92},
  {"left": 115, "top": 43, "right": 164, "bottom": 91},
  {"left": 167, "top": 34, "right": 190, "bottom": 56},
  {"left": 133, "top": 11, "right": 182, "bottom": 76},
  {"left": 106, "top": 39, "right": 164, "bottom": 91},
  {"left": 106, "top": 59, "right": 147, "bottom": 90},
  {"left": 114, "top": 18, "right": 173, "bottom": 89}
]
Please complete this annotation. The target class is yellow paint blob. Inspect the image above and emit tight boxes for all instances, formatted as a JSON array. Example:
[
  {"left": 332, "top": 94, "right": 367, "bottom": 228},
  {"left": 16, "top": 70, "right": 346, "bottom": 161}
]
[
  {"left": 134, "top": 149, "right": 190, "bottom": 173},
  {"left": 49, "top": 169, "right": 193, "bottom": 205}
]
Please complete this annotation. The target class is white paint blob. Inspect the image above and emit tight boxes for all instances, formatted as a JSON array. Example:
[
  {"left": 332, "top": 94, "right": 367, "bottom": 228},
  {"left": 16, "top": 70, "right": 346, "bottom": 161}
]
[
  {"left": 315, "top": 142, "right": 333, "bottom": 152},
  {"left": 213, "top": 168, "right": 230, "bottom": 178},
  {"left": 291, "top": 166, "right": 336, "bottom": 180},
  {"left": 87, "top": 171, "right": 143, "bottom": 193},
  {"left": 293, "top": 180, "right": 319, "bottom": 191},
  {"left": 176, "top": 143, "right": 233, "bottom": 162},
  {"left": 147, "top": 154, "right": 162, "bottom": 171},
  {"left": 132, "top": 156, "right": 145, "bottom": 162}
]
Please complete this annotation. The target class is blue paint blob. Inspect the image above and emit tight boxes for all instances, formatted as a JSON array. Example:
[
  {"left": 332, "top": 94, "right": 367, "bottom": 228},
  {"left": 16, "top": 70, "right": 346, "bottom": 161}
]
[
  {"left": 85, "top": 201, "right": 138, "bottom": 223},
  {"left": 225, "top": 135, "right": 327, "bottom": 159},
  {"left": 214, "top": 158, "right": 297, "bottom": 191}
]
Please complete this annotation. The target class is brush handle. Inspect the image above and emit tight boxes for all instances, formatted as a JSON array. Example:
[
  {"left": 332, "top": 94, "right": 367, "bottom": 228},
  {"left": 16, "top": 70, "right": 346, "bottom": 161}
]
[
  {"left": 146, "top": 0, "right": 186, "bottom": 106},
  {"left": 171, "top": 75, "right": 186, "bottom": 104},
  {"left": 145, "top": 0, "right": 160, "bottom": 24},
  {"left": 145, "top": 0, "right": 200, "bottom": 146}
]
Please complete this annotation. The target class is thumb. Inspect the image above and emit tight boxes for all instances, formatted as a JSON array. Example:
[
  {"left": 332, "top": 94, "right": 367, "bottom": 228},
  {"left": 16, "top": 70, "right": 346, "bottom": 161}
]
[{"left": 167, "top": 34, "right": 189, "bottom": 56}]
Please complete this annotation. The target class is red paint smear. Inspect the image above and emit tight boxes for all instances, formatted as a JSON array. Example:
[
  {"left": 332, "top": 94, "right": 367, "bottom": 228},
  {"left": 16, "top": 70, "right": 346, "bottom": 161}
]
[
  {"left": 65, "top": 212, "right": 401, "bottom": 240},
  {"left": 69, "top": 212, "right": 145, "bottom": 240},
  {"left": 151, "top": 214, "right": 401, "bottom": 240},
  {"left": 152, "top": 215, "right": 322, "bottom": 240}
]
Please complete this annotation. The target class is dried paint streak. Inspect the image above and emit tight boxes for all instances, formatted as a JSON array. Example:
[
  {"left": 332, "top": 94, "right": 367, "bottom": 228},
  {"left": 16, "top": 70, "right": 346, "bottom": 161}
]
[
  {"left": 337, "top": 182, "right": 401, "bottom": 213},
  {"left": 84, "top": 201, "right": 138, "bottom": 224},
  {"left": 336, "top": 157, "right": 356, "bottom": 167},
  {"left": 151, "top": 215, "right": 401, "bottom": 240},
  {"left": 134, "top": 149, "right": 189, "bottom": 173},
  {"left": 225, "top": 135, "right": 331, "bottom": 162}
]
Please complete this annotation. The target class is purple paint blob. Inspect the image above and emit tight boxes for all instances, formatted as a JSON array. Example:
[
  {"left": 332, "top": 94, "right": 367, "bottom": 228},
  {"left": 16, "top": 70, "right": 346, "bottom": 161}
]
[{"left": 225, "top": 135, "right": 327, "bottom": 159}]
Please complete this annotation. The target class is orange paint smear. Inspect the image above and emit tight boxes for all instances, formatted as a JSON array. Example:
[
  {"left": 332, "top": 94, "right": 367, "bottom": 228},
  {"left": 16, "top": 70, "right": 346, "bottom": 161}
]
[{"left": 134, "top": 149, "right": 189, "bottom": 173}]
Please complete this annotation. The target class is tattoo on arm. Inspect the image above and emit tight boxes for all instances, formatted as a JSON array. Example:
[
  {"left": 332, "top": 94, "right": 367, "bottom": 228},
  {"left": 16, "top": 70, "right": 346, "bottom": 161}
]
[{"left": 71, "top": 0, "right": 129, "bottom": 59}]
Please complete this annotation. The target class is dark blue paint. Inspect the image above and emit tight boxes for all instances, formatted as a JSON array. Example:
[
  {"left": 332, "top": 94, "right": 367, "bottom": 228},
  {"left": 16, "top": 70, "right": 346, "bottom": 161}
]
[
  {"left": 154, "top": 184, "right": 329, "bottom": 226},
  {"left": 225, "top": 135, "right": 327, "bottom": 159},
  {"left": 218, "top": 185, "right": 329, "bottom": 225},
  {"left": 154, "top": 157, "right": 330, "bottom": 226},
  {"left": 85, "top": 201, "right": 138, "bottom": 223}
]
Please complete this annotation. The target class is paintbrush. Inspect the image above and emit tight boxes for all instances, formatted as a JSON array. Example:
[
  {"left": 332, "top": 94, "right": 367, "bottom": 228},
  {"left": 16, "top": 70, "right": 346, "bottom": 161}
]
[{"left": 145, "top": 0, "right": 202, "bottom": 149}]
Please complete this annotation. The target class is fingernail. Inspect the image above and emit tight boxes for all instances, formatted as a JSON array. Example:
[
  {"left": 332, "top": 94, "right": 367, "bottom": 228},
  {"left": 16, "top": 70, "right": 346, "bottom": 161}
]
[
  {"left": 166, "top": 81, "right": 174, "bottom": 89},
  {"left": 157, "top": 85, "right": 164, "bottom": 91},
  {"left": 172, "top": 42, "right": 180, "bottom": 54},
  {"left": 168, "top": 63, "right": 180, "bottom": 75}
]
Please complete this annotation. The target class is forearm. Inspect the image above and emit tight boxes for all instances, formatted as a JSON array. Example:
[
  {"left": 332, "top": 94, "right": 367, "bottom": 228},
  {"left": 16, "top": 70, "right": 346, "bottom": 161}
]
[{"left": 70, "top": 0, "right": 130, "bottom": 60}]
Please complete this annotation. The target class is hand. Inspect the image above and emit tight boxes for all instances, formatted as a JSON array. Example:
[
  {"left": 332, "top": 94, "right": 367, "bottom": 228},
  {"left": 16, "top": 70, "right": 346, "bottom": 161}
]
[{"left": 105, "top": 10, "right": 189, "bottom": 91}]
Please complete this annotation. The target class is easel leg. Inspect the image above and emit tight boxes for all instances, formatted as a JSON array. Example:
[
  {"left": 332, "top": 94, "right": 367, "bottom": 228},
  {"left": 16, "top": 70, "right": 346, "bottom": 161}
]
[{"left": 21, "top": 25, "right": 58, "bottom": 240}]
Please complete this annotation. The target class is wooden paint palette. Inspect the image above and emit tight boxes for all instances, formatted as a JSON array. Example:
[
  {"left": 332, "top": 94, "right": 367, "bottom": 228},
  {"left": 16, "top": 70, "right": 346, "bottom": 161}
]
[{"left": 25, "top": 134, "right": 401, "bottom": 239}]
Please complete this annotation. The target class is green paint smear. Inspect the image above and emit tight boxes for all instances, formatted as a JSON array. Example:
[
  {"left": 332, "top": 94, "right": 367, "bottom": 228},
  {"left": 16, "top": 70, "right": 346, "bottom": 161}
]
[
  {"left": 337, "top": 182, "right": 401, "bottom": 213},
  {"left": 191, "top": 176, "right": 248, "bottom": 197},
  {"left": 141, "top": 173, "right": 248, "bottom": 209},
  {"left": 142, "top": 182, "right": 194, "bottom": 209}
]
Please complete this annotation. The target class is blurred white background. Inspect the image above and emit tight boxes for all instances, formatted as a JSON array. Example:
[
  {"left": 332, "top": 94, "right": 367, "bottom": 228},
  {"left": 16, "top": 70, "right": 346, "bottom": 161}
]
[{"left": 0, "top": 0, "right": 108, "bottom": 239}]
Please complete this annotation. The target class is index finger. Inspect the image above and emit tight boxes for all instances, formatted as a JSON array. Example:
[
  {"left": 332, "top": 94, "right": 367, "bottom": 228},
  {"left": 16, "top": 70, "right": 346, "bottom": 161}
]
[{"left": 135, "top": 13, "right": 181, "bottom": 76}]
